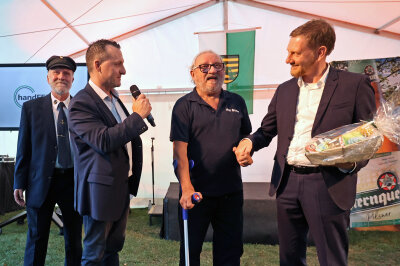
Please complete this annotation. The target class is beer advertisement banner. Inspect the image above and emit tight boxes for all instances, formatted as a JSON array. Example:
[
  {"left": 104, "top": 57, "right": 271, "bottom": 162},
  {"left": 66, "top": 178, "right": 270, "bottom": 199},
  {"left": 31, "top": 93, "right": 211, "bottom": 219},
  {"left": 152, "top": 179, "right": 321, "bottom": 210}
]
[
  {"left": 351, "top": 152, "right": 400, "bottom": 227},
  {"left": 331, "top": 57, "right": 400, "bottom": 227}
]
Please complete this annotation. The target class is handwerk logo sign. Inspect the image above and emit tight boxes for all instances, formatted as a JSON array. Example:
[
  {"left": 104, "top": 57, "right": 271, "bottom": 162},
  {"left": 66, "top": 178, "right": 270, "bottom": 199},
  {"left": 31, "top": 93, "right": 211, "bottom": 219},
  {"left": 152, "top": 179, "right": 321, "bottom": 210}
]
[{"left": 13, "top": 85, "right": 45, "bottom": 108}]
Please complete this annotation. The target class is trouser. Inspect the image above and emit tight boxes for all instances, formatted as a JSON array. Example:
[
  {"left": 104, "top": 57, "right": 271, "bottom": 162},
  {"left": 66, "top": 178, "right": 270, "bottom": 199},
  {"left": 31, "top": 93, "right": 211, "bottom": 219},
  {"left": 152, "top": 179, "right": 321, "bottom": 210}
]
[
  {"left": 81, "top": 207, "right": 129, "bottom": 266},
  {"left": 179, "top": 190, "right": 244, "bottom": 266},
  {"left": 25, "top": 170, "right": 82, "bottom": 266},
  {"left": 276, "top": 167, "right": 350, "bottom": 266}
]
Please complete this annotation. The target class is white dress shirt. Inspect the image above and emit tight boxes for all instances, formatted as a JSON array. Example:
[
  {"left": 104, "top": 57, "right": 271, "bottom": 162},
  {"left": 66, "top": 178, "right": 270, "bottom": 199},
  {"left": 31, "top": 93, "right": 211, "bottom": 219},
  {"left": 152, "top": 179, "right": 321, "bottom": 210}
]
[{"left": 286, "top": 65, "right": 330, "bottom": 167}]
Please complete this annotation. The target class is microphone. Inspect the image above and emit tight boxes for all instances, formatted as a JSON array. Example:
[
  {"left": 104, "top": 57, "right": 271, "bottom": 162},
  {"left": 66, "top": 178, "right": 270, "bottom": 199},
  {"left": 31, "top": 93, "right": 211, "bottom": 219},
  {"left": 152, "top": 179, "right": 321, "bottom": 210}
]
[{"left": 130, "top": 85, "right": 156, "bottom": 127}]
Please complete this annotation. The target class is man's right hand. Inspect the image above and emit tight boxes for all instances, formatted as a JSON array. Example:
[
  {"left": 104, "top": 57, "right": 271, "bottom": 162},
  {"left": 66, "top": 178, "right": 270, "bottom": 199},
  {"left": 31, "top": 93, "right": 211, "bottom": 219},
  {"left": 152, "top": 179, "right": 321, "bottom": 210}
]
[
  {"left": 14, "top": 189, "right": 25, "bottom": 207},
  {"left": 132, "top": 94, "right": 152, "bottom": 119},
  {"left": 233, "top": 139, "right": 254, "bottom": 167},
  {"left": 180, "top": 188, "right": 203, "bottom": 210}
]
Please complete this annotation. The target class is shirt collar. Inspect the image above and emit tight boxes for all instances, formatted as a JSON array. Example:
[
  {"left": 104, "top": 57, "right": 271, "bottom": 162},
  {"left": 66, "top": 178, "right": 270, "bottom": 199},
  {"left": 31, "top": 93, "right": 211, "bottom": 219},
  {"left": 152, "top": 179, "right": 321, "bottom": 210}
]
[
  {"left": 51, "top": 93, "right": 71, "bottom": 107},
  {"left": 89, "top": 79, "right": 119, "bottom": 100},
  {"left": 188, "top": 87, "right": 227, "bottom": 103},
  {"left": 297, "top": 64, "right": 330, "bottom": 89}
]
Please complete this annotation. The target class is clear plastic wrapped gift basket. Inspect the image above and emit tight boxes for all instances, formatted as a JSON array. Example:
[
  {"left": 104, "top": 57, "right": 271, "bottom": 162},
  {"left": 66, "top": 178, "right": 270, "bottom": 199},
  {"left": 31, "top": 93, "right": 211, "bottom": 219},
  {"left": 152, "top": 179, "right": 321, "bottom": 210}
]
[{"left": 305, "top": 91, "right": 400, "bottom": 165}]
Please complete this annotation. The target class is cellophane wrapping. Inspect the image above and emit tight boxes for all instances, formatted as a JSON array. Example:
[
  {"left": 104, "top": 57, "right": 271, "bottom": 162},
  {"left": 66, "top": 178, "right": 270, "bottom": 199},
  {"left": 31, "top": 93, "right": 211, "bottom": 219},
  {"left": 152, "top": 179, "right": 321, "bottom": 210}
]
[
  {"left": 373, "top": 93, "right": 400, "bottom": 146},
  {"left": 305, "top": 91, "right": 400, "bottom": 165},
  {"left": 305, "top": 121, "right": 383, "bottom": 165}
]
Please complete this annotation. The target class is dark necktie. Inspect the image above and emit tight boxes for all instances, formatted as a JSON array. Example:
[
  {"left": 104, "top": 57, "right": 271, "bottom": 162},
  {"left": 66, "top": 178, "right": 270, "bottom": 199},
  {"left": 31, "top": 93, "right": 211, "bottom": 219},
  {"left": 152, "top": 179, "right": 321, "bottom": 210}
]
[{"left": 57, "top": 102, "right": 72, "bottom": 168}]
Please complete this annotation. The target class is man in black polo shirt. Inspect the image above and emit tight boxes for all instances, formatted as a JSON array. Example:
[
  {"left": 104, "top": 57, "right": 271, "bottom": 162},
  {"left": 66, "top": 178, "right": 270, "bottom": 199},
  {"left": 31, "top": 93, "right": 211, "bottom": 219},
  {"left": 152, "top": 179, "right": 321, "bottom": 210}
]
[{"left": 170, "top": 50, "right": 252, "bottom": 266}]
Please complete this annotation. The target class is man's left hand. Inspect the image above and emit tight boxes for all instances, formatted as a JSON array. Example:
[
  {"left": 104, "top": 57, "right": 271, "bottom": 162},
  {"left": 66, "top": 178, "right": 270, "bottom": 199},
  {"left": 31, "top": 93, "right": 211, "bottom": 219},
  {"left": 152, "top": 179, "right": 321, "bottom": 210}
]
[{"left": 233, "top": 139, "right": 253, "bottom": 167}]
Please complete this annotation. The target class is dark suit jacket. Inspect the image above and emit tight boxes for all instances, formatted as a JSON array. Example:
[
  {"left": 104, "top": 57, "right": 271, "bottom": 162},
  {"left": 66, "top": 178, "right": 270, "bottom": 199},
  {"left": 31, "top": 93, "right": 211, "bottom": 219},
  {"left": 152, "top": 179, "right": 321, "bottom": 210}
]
[
  {"left": 14, "top": 94, "right": 58, "bottom": 208},
  {"left": 68, "top": 84, "right": 147, "bottom": 221},
  {"left": 249, "top": 68, "right": 376, "bottom": 210}
]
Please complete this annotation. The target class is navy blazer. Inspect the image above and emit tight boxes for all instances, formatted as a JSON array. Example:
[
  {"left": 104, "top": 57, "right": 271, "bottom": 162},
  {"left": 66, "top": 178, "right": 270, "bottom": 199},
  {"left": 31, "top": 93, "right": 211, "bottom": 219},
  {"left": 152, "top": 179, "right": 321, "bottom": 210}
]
[
  {"left": 14, "top": 94, "right": 58, "bottom": 208},
  {"left": 249, "top": 68, "right": 376, "bottom": 210},
  {"left": 68, "top": 84, "right": 147, "bottom": 221}
]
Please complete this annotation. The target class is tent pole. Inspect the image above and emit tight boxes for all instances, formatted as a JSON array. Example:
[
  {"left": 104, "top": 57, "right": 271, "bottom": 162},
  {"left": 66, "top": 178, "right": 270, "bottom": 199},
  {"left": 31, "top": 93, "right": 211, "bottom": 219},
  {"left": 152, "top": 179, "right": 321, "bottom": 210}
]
[{"left": 375, "top": 15, "right": 400, "bottom": 33}]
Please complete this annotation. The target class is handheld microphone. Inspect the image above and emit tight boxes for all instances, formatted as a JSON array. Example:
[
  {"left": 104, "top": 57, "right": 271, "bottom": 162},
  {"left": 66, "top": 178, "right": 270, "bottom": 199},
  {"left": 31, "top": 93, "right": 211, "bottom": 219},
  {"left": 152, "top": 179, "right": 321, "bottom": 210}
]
[{"left": 129, "top": 85, "right": 156, "bottom": 127}]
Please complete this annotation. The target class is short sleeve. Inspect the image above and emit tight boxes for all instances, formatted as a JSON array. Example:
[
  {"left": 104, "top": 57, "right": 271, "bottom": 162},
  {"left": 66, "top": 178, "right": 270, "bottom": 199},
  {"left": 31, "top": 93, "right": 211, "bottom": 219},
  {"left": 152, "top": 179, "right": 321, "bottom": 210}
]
[{"left": 170, "top": 97, "right": 190, "bottom": 143}]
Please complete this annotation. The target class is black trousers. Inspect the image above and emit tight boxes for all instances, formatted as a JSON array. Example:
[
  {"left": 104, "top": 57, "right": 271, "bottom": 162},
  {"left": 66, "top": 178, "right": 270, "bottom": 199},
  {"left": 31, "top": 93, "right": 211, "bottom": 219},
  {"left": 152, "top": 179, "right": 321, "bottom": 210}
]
[
  {"left": 276, "top": 167, "right": 350, "bottom": 266},
  {"left": 25, "top": 170, "right": 82, "bottom": 266},
  {"left": 178, "top": 190, "right": 244, "bottom": 266}
]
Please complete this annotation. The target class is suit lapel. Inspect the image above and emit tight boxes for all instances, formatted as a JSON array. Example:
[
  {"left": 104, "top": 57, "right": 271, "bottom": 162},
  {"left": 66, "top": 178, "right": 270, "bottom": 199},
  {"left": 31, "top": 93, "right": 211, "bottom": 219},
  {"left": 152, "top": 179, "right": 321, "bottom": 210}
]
[
  {"left": 285, "top": 79, "right": 300, "bottom": 138},
  {"left": 84, "top": 84, "right": 129, "bottom": 156},
  {"left": 312, "top": 68, "right": 338, "bottom": 136},
  {"left": 117, "top": 98, "right": 134, "bottom": 167},
  {"left": 116, "top": 97, "right": 130, "bottom": 117},
  {"left": 116, "top": 97, "right": 132, "bottom": 158},
  {"left": 84, "top": 84, "right": 119, "bottom": 126},
  {"left": 44, "top": 94, "right": 57, "bottom": 145}
]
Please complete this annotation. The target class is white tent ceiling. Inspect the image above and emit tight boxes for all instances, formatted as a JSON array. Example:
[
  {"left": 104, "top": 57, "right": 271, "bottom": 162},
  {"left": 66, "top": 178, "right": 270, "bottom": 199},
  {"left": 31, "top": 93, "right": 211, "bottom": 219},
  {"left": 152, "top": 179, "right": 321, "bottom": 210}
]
[{"left": 1, "top": 0, "right": 399, "bottom": 65}]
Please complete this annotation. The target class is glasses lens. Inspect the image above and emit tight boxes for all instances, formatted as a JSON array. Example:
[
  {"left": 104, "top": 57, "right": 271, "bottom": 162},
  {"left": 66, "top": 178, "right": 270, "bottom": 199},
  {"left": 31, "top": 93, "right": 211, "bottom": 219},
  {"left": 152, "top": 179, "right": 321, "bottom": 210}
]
[
  {"left": 213, "top": 63, "right": 224, "bottom": 71},
  {"left": 198, "top": 64, "right": 210, "bottom": 73},
  {"left": 197, "top": 63, "right": 224, "bottom": 73}
]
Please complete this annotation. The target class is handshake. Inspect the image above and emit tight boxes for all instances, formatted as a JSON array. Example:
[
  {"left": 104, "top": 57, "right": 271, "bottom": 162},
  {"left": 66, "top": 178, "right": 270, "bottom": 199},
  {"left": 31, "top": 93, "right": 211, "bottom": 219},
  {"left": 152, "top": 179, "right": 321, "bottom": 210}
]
[
  {"left": 232, "top": 138, "right": 355, "bottom": 170},
  {"left": 232, "top": 139, "right": 254, "bottom": 167}
]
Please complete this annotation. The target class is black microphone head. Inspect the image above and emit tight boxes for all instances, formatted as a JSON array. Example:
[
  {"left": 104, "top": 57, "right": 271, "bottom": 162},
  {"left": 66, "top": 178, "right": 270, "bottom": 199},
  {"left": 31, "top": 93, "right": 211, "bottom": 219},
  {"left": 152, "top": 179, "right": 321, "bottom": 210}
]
[
  {"left": 130, "top": 84, "right": 156, "bottom": 127},
  {"left": 130, "top": 85, "right": 141, "bottom": 99}
]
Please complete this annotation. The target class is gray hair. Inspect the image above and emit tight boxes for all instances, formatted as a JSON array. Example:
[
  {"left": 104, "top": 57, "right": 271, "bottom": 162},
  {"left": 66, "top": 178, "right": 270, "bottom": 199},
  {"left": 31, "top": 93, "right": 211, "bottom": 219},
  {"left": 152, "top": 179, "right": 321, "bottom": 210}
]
[{"left": 190, "top": 50, "right": 223, "bottom": 70}]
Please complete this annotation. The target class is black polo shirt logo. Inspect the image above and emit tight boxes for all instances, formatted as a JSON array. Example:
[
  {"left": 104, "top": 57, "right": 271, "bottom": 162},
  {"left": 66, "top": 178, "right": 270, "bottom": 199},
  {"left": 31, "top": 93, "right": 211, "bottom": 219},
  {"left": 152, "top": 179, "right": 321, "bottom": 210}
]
[{"left": 225, "top": 107, "right": 239, "bottom": 113}]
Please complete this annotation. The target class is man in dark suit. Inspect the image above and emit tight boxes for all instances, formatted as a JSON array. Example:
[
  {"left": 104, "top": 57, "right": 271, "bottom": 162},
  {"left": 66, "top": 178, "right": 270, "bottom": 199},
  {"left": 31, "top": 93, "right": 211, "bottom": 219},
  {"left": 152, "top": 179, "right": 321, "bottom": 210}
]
[
  {"left": 68, "top": 39, "right": 151, "bottom": 265},
  {"left": 14, "top": 56, "right": 83, "bottom": 266},
  {"left": 234, "top": 20, "right": 376, "bottom": 265}
]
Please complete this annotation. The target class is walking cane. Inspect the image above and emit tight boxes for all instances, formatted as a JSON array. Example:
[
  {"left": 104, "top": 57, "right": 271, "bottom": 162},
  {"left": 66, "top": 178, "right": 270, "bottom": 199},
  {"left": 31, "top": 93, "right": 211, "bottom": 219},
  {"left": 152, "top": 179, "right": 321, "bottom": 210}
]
[
  {"left": 173, "top": 159, "right": 201, "bottom": 266},
  {"left": 151, "top": 137, "right": 155, "bottom": 206}
]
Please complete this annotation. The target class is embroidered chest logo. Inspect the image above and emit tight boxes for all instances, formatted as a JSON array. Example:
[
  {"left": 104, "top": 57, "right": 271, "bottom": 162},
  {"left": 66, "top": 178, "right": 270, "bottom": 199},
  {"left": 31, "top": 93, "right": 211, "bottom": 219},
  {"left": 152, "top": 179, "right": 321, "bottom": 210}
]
[{"left": 225, "top": 108, "right": 239, "bottom": 113}]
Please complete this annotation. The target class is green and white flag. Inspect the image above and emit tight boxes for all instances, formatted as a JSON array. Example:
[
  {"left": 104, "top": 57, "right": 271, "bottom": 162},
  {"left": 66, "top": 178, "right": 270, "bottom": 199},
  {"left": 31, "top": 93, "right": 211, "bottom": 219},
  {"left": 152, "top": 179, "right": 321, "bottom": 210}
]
[{"left": 198, "top": 30, "right": 255, "bottom": 113}]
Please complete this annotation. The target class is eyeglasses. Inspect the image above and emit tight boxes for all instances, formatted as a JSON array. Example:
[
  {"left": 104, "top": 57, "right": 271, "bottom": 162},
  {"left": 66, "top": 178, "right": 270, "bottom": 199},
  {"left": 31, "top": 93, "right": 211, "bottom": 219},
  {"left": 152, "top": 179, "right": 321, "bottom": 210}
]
[{"left": 192, "top": 63, "right": 225, "bottom": 73}]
